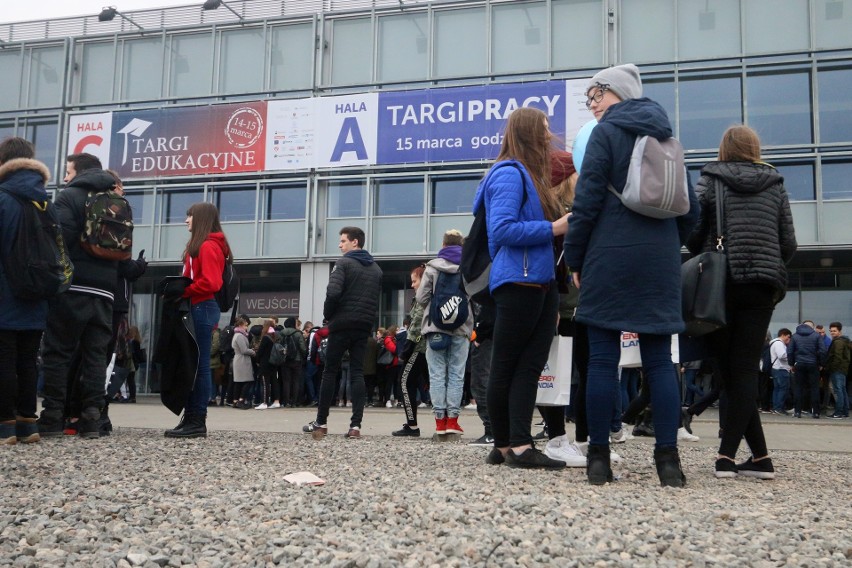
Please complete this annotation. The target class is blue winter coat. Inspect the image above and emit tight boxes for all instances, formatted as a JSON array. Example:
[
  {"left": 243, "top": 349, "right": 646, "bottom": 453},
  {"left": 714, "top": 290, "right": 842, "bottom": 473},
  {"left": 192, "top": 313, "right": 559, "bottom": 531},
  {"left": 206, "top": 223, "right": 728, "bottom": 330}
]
[
  {"left": 788, "top": 324, "right": 828, "bottom": 367},
  {"left": 562, "top": 98, "right": 699, "bottom": 334},
  {"left": 472, "top": 160, "right": 555, "bottom": 291},
  {"left": 0, "top": 158, "right": 51, "bottom": 331}
]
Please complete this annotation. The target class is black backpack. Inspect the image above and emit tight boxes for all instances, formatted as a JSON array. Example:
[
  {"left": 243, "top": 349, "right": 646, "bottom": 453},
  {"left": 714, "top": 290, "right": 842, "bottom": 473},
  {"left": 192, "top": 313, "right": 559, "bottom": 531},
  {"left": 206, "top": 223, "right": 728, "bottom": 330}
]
[
  {"left": 219, "top": 325, "right": 236, "bottom": 356},
  {"left": 214, "top": 260, "right": 239, "bottom": 312},
  {"left": 429, "top": 270, "right": 469, "bottom": 331},
  {"left": 1, "top": 189, "right": 73, "bottom": 300}
]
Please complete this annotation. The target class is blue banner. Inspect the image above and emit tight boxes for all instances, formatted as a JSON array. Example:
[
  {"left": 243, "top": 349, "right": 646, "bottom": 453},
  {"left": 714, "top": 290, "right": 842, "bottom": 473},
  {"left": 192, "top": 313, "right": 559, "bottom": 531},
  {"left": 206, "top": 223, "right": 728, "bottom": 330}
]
[{"left": 376, "top": 81, "right": 566, "bottom": 165}]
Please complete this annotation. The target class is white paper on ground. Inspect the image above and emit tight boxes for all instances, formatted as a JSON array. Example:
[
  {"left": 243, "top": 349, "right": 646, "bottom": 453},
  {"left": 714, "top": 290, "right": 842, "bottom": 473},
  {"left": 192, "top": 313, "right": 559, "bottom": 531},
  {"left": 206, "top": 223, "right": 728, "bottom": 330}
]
[{"left": 283, "top": 472, "right": 325, "bottom": 486}]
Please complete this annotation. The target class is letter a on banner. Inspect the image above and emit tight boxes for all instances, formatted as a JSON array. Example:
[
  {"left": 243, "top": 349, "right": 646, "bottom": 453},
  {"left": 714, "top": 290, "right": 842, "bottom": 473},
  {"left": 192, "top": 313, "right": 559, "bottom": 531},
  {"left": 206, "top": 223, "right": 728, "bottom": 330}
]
[{"left": 331, "top": 117, "right": 367, "bottom": 161}]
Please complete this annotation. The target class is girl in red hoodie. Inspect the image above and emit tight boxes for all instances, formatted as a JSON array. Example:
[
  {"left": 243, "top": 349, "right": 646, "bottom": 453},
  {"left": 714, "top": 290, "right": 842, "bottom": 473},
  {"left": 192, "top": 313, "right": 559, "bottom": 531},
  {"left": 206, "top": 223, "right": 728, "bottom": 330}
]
[{"left": 165, "top": 202, "right": 231, "bottom": 438}]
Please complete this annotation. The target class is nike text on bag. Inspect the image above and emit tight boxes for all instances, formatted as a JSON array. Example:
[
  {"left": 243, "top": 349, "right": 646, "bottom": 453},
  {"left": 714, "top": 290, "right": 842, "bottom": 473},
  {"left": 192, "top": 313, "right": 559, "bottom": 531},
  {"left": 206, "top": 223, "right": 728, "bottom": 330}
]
[
  {"left": 81, "top": 190, "right": 134, "bottom": 261},
  {"left": 1, "top": 191, "right": 73, "bottom": 300},
  {"left": 460, "top": 206, "right": 493, "bottom": 306},
  {"left": 607, "top": 135, "right": 689, "bottom": 219},
  {"left": 429, "top": 271, "right": 469, "bottom": 332},
  {"left": 214, "top": 261, "right": 239, "bottom": 313}
]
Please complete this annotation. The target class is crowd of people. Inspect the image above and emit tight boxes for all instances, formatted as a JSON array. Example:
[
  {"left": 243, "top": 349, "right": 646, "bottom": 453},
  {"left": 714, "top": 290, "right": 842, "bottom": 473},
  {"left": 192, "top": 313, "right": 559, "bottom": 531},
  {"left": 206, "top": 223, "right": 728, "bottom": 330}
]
[{"left": 3, "top": 63, "right": 851, "bottom": 488}]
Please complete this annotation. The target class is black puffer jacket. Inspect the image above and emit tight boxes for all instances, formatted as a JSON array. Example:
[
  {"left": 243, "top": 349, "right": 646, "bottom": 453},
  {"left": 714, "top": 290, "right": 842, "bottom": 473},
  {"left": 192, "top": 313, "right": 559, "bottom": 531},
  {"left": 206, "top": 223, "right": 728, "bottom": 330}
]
[
  {"left": 55, "top": 169, "right": 121, "bottom": 301},
  {"left": 323, "top": 249, "right": 382, "bottom": 333},
  {"left": 687, "top": 161, "right": 797, "bottom": 303}
]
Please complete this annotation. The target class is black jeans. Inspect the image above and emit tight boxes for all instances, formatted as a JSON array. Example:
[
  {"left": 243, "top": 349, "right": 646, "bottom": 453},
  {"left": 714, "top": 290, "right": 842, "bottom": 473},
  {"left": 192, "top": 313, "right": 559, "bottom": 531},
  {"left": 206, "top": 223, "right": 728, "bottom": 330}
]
[
  {"left": 399, "top": 349, "right": 428, "bottom": 426},
  {"left": 41, "top": 293, "right": 112, "bottom": 415},
  {"left": 316, "top": 328, "right": 368, "bottom": 429},
  {"left": 487, "top": 283, "right": 558, "bottom": 448},
  {"left": 793, "top": 364, "right": 820, "bottom": 416},
  {"left": 469, "top": 338, "right": 493, "bottom": 436},
  {"left": 0, "top": 329, "right": 43, "bottom": 421},
  {"left": 705, "top": 283, "right": 775, "bottom": 460}
]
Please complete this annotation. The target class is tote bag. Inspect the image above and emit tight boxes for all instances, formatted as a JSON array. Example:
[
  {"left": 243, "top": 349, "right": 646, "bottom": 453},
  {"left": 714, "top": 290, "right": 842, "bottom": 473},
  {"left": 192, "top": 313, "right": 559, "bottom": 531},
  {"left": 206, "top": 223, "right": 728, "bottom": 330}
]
[
  {"left": 536, "top": 336, "right": 573, "bottom": 406},
  {"left": 619, "top": 332, "right": 680, "bottom": 368}
]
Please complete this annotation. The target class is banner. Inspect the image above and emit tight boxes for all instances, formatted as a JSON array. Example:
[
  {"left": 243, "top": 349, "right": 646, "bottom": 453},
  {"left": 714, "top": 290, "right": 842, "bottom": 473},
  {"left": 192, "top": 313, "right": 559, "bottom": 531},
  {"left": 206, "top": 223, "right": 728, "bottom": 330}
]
[{"left": 68, "top": 113, "right": 113, "bottom": 168}]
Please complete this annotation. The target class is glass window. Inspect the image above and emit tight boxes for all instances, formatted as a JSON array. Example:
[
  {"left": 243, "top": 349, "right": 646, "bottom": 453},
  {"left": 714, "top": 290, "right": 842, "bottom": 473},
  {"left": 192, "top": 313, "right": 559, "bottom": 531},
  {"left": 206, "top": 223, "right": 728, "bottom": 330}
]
[
  {"left": 642, "top": 77, "right": 676, "bottom": 131},
  {"left": 678, "top": 0, "right": 742, "bottom": 59},
  {"left": 774, "top": 161, "right": 815, "bottom": 201},
  {"left": 164, "top": 188, "right": 204, "bottom": 224},
  {"left": 620, "top": 0, "right": 674, "bottom": 63},
  {"left": 219, "top": 28, "right": 264, "bottom": 94},
  {"left": 746, "top": 70, "right": 812, "bottom": 146},
  {"left": 0, "top": 49, "right": 22, "bottom": 110},
  {"left": 0, "top": 122, "right": 14, "bottom": 141},
  {"left": 432, "top": 176, "right": 479, "bottom": 214},
  {"left": 79, "top": 42, "right": 115, "bottom": 104},
  {"left": 169, "top": 34, "right": 213, "bottom": 98},
  {"left": 265, "top": 183, "right": 307, "bottom": 220},
  {"left": 492, "top": 2, "right": 548, "bottom": 75},
  {"left": 327, "top": 180, "right": 365, "bottom": 217},
  {"left": 24, "top": 121, "right": 58, "bottom": 175},
  {"left": 122, "top": 37, "right": 163, "bottom": 100},
  {"left": 331, "top": 18, "right": 373, "bottom": 86},
  {"left": 378, "top": 13, "right": 428, "bottom": 83},
  {"left": 123, "top": 189, "right": 154, "bottom": 225},
  {"left": 433, "top": 8, "right": 486, "bottom": 77},
  {"left": 744, "top": 0, "right": 809, "bottom": 54},
  {"left": 214, "top": 186, "right": 257, "bottom": 222},
  {"left": 679, "top": 73, "right": 742, "bottom": 151},
  {"left": 821, "top": 160, "right": 852, "bottom": 200},
  {"left": 375, "top": 178, "right": 423, "bottom": 216},
  {"left": 815, "top": 0, "right": 852, "bottom": 49},
  {"left": 818, "top": 66, "right": 852, "bottom": 144},
  {"left": 552, "top": 0, "right": 604, "bottom": 69},
  {"left": 27, "top": 46, "right": 64, "bottom": 108},
  {"left": 270, "top": 23, "right": 314, "bottom": 91}
]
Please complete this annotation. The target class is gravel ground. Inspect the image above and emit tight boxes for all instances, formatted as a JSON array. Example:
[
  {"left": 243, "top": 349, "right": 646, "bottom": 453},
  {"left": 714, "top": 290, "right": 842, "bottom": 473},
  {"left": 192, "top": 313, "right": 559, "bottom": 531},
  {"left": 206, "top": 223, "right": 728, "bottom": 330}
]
[{"left": 2, "top": 429, "right": 851, "bottom": 567}]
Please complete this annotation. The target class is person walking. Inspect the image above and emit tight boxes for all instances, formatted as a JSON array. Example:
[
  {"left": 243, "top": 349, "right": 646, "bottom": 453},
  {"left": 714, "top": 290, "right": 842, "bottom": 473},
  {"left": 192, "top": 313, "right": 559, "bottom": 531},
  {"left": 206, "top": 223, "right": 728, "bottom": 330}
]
[
  {"left": 563, "top": 64, "right": 699, "bottom": 486},
  {"left": 472, "top": 107, "right": 570, "bottom": 469},
  {"left": 392, "top": 264, "right": 430, "bottom": 437},
  {"left": 688, "top": 125, "right": 797, "bottom": 479}
]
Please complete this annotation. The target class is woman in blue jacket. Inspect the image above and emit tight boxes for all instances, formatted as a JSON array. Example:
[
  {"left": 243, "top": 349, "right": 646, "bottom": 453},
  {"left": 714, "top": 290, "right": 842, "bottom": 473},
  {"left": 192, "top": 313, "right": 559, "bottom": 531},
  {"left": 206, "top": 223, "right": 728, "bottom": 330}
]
[
  {"left": 563, "top": 64, "right": 699, "bottom": 486},
  {"left": 472, "top": 107, "right": 570, "bottom": 469}
]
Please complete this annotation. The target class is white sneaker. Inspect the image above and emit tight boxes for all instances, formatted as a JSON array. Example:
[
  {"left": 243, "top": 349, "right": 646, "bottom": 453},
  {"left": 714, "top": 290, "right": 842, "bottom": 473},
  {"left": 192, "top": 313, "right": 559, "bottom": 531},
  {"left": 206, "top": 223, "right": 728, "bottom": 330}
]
[
  {"left": 385, "top": 400, "right": 393, "bottom": 408},
  {"left": 574, "top": 441, "right": 623, "bottom": 464},
  {"left": 346, "top": 402, "right": 352, "bottom": 407},
  {"left": 544, "top": 435, "right": 586, "bottom": 467},
  {"left": 678, "top": 427, "right": 700, "bottom": 442},
  {"left": 269, "top": 402, "right": 281, "bottom": 409},
  {"left": 464, "top": 402, "right": 477, "bottom": 410},
  {"left": 417, "top": 402, "right": 427, "bottom": 408},
  {"left": 610, "top": 424, "right": 634, "bottom": 444},
  {"left": 254, "top": 403, "right": 268, "bottom": 410}
]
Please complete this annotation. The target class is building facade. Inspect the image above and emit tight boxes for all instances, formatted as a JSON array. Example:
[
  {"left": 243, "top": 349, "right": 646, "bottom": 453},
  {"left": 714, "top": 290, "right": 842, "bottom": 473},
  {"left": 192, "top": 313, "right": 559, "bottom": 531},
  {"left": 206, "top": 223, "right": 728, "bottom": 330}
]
[{"left": 1, "top": 0, "right": 850, "bottom": 392}]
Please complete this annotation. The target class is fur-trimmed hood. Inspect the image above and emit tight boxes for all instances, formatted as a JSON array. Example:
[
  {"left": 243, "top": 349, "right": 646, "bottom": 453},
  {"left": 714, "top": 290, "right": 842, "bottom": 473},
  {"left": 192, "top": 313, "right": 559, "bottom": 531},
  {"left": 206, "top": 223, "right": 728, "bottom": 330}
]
[{"left": 0, "top": 158, "right": 51, "bottom": 202}]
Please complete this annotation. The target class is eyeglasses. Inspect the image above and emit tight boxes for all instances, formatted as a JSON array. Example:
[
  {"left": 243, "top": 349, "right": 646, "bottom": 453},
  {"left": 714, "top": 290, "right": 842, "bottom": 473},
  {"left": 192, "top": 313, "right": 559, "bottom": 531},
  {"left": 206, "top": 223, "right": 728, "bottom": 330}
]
[{"left": 585, "top": 83, "right": 610, "bottom": 109}]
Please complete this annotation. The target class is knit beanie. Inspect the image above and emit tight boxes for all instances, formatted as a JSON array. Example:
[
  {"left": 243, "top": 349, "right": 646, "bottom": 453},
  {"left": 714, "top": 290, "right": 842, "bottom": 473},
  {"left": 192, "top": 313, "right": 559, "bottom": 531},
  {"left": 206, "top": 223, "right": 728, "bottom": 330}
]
[
  {"left": 550, "top": 150, "right": 576, "bottom": 187},
  {"left": 587, "top": 64, "right": 642, "bottom": 101}
]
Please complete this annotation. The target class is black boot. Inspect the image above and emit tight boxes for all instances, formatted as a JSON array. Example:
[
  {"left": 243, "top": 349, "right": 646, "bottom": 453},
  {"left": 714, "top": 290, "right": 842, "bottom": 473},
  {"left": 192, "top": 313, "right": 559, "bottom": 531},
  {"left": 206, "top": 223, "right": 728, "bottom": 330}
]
[
  {"left": 586, "top": 444, "right": 613, "bottom": 485},
  {"left": 164, "top": 414, "right": 189, "bottom": 437},
  {"left": 165, "top": 414, "right": 207, "bottom": 438},
  {"left": 654, "top": 446, "right": 686, "bottom": 488}
]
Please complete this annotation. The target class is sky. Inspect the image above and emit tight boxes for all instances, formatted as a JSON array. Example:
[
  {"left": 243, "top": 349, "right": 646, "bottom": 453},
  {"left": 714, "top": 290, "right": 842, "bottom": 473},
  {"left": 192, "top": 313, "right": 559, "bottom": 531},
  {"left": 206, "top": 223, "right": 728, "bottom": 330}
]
[{"left": 1, "top": 1, "right": 197, "bottom": 24}]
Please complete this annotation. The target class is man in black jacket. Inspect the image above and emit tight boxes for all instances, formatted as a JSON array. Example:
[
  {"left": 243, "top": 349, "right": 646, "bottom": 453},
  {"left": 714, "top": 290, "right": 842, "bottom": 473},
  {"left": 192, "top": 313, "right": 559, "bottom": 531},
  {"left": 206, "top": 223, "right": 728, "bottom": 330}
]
[
  {"left": 789, "top": 320, "right": 829, "bottom": 418},
  {"left": 303, "top": 227, "right": 382, "bottom": 439},
  {"left": 38, "top": 153, "right": 120, "bottom": 438}
]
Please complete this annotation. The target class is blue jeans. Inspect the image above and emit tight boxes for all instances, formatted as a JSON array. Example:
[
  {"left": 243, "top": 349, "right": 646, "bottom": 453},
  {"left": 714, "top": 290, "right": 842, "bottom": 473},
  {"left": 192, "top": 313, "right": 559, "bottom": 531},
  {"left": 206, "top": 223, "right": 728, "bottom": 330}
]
[
  {"left": 620, "top": 367, "right": 640, "bottom": 411},
  {"left": 426, "top": 335, "right": 469, "bottom": 419},
  {"left": 304, "top": 361, "right": 318, "bottom": 402},
  {"left": 187, "top": 300, "right": 220, "bottom": 416},
  {"left": 772, "top": 368, "right": 790, "bottom": 412},
  {"left": 683, "top": 368, "right": 703, "bottom": 406},
  {"left": 586, "top": 327, "right": 679, "bottom": 448},
  {"left": 830, "top": 371, "right": 849, "bottom": 416}
]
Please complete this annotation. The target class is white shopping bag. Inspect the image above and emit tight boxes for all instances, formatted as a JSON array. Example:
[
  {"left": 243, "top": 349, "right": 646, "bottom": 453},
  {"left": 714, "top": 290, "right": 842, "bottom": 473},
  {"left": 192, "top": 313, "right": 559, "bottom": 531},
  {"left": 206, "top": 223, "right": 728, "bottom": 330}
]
[
  {"left": 619, "top": 332, "right": 680, "bottom": 368},
  {"left": 536, "top": 336, "right": 572, "bottom": 406}
]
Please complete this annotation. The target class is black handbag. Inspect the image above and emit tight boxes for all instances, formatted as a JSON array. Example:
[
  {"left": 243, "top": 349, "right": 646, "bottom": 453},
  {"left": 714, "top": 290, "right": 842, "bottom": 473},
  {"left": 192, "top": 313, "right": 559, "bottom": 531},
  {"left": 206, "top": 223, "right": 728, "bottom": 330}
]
[{"left": 681, "top": 185, "right": 727, "bottom": 337}]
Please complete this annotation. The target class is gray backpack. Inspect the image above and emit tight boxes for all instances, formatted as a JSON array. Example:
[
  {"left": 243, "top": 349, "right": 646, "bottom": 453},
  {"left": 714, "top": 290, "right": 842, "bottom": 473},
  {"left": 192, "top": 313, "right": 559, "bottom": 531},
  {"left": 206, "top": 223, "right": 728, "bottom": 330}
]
[{"left": 608, "top": 135, "right": 689, "bottom": 219}]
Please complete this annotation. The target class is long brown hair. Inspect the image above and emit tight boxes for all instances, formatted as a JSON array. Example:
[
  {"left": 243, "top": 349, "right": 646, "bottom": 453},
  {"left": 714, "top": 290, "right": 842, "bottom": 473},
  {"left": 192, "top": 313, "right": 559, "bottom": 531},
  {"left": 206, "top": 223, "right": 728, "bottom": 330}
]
[
  {"left": 496, "top": 107, "right": 562, "bottom": 221},
  {"left": 184, "top": 202, "right": 232, "bottom": 260},
  {"left": 719, "top": 125, "right": 761, "bottom": 162}
]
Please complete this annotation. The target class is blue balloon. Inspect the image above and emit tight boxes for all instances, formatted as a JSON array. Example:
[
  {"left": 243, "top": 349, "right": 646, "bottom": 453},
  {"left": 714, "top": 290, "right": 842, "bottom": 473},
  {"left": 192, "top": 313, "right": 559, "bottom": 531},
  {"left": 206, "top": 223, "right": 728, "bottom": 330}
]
[{"left": 571, "top": 119, "right": 597, "bottom": 175}]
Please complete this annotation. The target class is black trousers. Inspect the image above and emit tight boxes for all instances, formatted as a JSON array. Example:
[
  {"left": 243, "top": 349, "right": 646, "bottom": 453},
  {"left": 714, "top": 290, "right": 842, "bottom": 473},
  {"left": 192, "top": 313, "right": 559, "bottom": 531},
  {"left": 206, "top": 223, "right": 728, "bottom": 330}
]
[
  {"left": 487, "top": 283, "right": 558, "bottom": 448},
  {"left": 399, "top": 349, "right": 428, "bottom": 426},
  {"left": 0, "top": 329, "right": 43, "bottom": 421},
  {"left": 316, "top": 328, "right": 368, "bottom": 429},
  {"left": 706, "top": 283, "right": 775, "bottom": 460}
]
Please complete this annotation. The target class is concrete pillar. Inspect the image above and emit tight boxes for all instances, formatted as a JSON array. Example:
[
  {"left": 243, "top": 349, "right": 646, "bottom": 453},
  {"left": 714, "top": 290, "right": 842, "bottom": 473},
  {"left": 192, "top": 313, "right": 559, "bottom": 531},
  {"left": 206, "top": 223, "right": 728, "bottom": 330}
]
[{"left": 299, "top": 261, "right": 331, "bottom": 325}]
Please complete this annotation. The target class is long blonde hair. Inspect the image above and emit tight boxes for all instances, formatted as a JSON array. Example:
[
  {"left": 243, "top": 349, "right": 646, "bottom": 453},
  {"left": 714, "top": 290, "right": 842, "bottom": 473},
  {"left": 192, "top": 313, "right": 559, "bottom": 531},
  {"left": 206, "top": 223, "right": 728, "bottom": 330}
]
[{"left": 496, "top": 107, "right": 563, "bottom": 222}]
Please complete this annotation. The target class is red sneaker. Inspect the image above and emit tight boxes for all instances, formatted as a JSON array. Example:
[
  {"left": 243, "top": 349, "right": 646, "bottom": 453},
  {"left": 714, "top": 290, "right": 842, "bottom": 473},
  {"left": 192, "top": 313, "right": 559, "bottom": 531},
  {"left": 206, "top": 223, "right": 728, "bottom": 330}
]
[
  {"left": 445, "top": 416, "right": 464, "bottom": 434},
  {"left": 435, "top": 417, "right": 447, "bottom": 435}
]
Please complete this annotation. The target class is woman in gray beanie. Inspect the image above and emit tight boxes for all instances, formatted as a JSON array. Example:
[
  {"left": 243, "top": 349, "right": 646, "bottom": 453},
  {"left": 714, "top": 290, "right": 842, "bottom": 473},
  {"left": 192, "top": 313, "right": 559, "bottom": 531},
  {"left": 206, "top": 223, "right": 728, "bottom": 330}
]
[{"left": 562, "top": 64, "right": 699, "bottom": 487}]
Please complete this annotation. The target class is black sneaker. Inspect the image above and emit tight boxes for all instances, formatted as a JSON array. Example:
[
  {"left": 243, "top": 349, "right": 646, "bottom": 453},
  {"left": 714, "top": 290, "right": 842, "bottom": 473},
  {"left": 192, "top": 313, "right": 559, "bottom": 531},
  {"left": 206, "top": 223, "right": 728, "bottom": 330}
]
[
  {"left": 392, "top": 424, "right": 421, "bottom": 437},
  {"left": 736, "top": 457, "right": 775, "bottom": 479},
  {"left": 468, "top": 434, "right": 495, "bottom": 447},
  {"left": 714, "top": 458, "right": 738, "bottom": 479},
  {"left": 532, "top": 427, "right": 548, "bottom": 440},
  {"left": 37, "top": 412, "right": 64, "bottom": 437},
  {"left": 505, "top": 448, "right": 566, "bottom": 470},
  {"left": 485, "top": 448, "right": 505, "bottom": 465},
  {"left": 78, "top": 407, "right": 102, "bottom": 439},
  {"left": 681, "top": 408, "right": 693, "bottom": 435}
]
